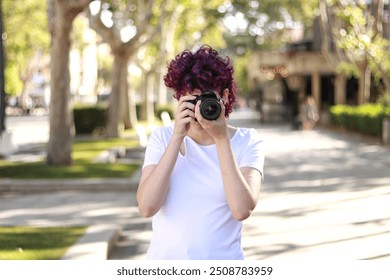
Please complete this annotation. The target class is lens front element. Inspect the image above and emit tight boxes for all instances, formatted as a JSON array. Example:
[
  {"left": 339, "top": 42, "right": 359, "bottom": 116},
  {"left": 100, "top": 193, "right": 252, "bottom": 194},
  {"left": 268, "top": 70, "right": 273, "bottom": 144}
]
[{"left": 200, "top": 99, "right": 221, "bottom": 120}]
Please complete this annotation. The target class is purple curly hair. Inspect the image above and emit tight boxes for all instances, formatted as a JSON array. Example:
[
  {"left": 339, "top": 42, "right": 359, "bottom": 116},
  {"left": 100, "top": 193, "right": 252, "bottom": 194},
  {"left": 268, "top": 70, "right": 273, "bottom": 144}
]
[{"left": 164, "top": 45, "right": 237, "bottom": 117}]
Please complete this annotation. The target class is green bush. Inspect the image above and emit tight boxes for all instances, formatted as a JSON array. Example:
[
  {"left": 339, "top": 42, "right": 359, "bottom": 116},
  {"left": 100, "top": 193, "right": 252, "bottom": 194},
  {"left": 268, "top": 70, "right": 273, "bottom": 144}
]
[
  {"left": 329, "top": 103, "right": 390, "bottom": 136},
  {"left": 73, "top": 105, "right": 107, "bottom": 135}
]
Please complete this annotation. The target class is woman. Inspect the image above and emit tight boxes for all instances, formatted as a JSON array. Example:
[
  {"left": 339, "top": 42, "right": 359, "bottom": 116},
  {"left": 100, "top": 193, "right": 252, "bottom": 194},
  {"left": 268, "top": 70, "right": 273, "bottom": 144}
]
[
  {"left": 299, "top": 95, "right": 319, "bottom": 130},
  {"left": 137, "top": 45, "right": 265, "bottom": 260}
]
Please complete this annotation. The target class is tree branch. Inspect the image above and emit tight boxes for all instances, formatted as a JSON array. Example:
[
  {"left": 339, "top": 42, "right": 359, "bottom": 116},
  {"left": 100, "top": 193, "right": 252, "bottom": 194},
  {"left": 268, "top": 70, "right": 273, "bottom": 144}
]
[
  {"left": 318, "top": 0, "right": 339, "bottom": 67},
  {"left": 87, "top": 3, "right": 122, "bottom": 52}
]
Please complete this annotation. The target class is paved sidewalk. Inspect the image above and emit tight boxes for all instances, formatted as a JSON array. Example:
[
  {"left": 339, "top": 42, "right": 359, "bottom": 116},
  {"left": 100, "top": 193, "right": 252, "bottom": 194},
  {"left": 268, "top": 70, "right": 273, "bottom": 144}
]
[
  {"left": 1, "top": 114, "right": 390, "bottom": 260},
  {"left": 240, "top": 122, "right": 390, "bottom": 260}
]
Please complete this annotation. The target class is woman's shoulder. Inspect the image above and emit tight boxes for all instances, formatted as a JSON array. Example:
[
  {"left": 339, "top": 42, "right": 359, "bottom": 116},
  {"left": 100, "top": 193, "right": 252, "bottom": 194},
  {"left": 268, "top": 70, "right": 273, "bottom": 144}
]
[
  {"left": 151, "top": 125, "right": 174, "bottom": 139},
  {"left": 232, "top": 126, "right": 263, "bottom": 146},
  {"left": 234, "top": 126, "right": 259, "bottom": 138},
  {"left": 147, "top": 126, "right": 174, "bottom": 148}
]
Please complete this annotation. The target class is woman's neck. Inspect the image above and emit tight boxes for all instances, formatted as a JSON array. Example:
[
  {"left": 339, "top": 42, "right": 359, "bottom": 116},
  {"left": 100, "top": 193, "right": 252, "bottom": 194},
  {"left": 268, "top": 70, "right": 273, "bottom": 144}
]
[
  {"left": 187, "top": 123, "right": 214, "bottom": 145},
  {"left": 186, "top": 123, "right": 236, "bottom": 146}
]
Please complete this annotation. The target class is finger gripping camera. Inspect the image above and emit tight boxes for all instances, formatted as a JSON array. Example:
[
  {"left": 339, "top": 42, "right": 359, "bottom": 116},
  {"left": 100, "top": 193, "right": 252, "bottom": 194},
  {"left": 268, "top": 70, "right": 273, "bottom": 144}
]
[{"left": 188, "top": 91, "right": 222, "bottom": 120}]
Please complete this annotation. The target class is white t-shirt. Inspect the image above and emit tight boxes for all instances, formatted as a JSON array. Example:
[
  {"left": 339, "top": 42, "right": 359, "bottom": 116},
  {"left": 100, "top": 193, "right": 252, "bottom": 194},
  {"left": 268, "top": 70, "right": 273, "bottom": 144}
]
[{"left": 142, "top": 126, "right": 265, "bottom": 260}]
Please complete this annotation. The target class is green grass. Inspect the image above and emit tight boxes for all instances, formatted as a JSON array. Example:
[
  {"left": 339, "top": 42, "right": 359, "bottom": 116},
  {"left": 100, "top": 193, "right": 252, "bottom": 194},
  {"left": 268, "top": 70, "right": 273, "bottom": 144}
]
[
  {"left": 0, "top": 226, "right": 87, "bottom": 260},
  {"left": 0, "top": 137, "right": 141, "bottom": 179}
]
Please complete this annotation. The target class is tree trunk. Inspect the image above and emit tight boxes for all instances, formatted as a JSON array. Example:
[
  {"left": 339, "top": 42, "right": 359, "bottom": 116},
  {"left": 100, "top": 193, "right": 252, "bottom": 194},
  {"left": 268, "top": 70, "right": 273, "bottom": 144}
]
[
  {"left": 357, "top": 62, "right": 371, "bottom": 104},
  {"left": 123, "top": 82, "right": 137, "bottom": 130},
  {"left": 121, "top": 65, "right": 132, "bottom": 130},
  {"left": 140, "top": 71, "right": 147, "bottom": 121},
  {"left": 46, "top": 0, "right": 90, "bottom": 165},
  {"left": 127, "top": 85, "right": 138, "bottom": 128},
  {"left": 105, "top": 52, "right": 129, "bottom": 137},
  {"left": 122, "top": 84, "right": 132, "bottom": 130},
  {"left": 383, "top": 76, "right": 390, "bottom": 99},
  {"left": 318, "top": 0, "right": 339, "bottom": 68},
  {"left": 88, "top": 0, "right": 162, "bottom": 136},
  {"left": 47, "top": 6, "right": 73, "bottom": 164},
  {"left": 157, "top": 5, "right": 184, "bottom": 105},
  {"left": 139, "top": 70, "right": 155, "bottom": 123},
  {"left": 146, "top": 73, "right": 155, "bottom": 124}
]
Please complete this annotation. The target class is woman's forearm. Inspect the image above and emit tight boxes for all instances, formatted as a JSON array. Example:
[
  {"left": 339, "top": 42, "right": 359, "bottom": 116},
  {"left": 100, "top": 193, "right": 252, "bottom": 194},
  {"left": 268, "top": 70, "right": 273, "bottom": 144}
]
[
  {"left": 215, "top": 137, "right": 259, "bottom": 221},
  {"left": 137, "top": 135, "right": 183, "bottom": 217}
]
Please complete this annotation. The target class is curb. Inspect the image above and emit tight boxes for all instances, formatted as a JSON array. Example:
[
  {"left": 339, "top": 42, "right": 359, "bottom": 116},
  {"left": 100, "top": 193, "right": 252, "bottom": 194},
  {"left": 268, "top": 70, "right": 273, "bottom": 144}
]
[
  {"left": 61, "top": 224, "right": 121, "bottom": 260},
  {"left": 0, "top": 168, "right": 143, "bottom": 260},
  {"left": 0, "top": 168, "right": 142, "bottom": 193}
]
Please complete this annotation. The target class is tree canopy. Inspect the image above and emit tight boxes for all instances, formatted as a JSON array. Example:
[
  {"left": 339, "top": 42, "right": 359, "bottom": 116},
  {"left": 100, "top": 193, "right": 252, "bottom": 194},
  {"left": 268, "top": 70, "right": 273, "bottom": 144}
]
[
  {"left": 2, "top": 0, "right": 49, "bottom": 95},
  {"left": 217, "top": 0, "right": 319, "bottom": 51},
  {"left": 320, "top": 0, "right": 390, "bottom": 99}
]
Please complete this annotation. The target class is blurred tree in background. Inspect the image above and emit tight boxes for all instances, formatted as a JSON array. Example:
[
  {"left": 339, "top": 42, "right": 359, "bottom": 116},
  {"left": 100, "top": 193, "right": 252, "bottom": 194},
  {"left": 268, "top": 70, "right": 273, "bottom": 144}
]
[
  {"left": 219, "top": 0, "right": 318, "bottom": 50},
  {"left": 88, "top": 0, "right": 161, "bottom": 137},
  {"left": 319, "top": 0, "right": 390, "bottom": 103},
  {"left": 46, "top": 0, "right": 92, "bottom": 165},
  {"left": 2, "top": 0, "right": 49, "bottom": 111},
  {"left": 214, "top": 0, "right": 319, "bottom": 98}
]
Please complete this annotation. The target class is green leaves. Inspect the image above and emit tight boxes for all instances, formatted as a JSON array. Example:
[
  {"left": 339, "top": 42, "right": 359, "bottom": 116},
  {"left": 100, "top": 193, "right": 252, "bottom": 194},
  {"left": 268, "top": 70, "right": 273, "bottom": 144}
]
[
  {"left": 2, "top": 0, "right": 49, "bottom": 95},
  {"left": 218, "top": 0, "right": 318, "bottom": 50},
  {"left": 326, "top": 0, "right": 390, "bottom": 93}
]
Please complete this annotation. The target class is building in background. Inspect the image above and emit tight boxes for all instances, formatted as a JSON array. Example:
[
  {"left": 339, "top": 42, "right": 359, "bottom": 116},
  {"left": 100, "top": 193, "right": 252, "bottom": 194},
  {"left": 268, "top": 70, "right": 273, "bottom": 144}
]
[{"left": 248, "top": 5, "right": 390, "bottom": 124}]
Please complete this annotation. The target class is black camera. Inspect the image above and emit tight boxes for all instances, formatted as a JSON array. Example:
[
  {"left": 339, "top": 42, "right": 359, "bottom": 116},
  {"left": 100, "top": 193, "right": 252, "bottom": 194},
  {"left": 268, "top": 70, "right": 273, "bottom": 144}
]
[{"left": 187, "top": 91, "right": 221, "bottom": 120}]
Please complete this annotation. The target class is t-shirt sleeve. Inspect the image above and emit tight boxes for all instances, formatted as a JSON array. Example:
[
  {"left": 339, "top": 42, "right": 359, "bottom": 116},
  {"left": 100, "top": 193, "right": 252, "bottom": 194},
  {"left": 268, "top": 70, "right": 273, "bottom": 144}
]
[
  {"left": 142, "top": 128, "right": 166, "bottom": 169},
  {"left": 238, "top": 128, "right": 265, "bottom": 179}
]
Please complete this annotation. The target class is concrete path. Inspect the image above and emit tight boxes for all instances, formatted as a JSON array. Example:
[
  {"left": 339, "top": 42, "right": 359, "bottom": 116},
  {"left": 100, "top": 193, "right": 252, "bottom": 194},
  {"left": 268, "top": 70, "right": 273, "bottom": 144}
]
[
  {"left": 1, "top": 112, "right": 389, "bottom": 260},
  {"left": 240, "top": 122, "right": 390, "bottom": 260}
]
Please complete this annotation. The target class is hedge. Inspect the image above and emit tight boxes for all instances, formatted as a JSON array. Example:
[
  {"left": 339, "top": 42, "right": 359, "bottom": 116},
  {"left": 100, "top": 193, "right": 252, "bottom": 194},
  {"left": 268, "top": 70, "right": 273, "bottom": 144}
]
[
  {"left": 73, "top": 105, "right": 107, "bottom": 135},
  {"left": 329, "top": 104, "right": 390, "bottom": 136},
  {"left": 72, "top": 103, "right": 176, "bottom": 135}
]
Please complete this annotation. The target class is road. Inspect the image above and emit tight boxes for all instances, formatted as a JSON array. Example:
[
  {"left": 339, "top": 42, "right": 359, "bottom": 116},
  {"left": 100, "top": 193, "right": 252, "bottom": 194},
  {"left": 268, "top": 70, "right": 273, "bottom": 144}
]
[{"left": 5, "top": 113, "right": 49, "bottom": 148}]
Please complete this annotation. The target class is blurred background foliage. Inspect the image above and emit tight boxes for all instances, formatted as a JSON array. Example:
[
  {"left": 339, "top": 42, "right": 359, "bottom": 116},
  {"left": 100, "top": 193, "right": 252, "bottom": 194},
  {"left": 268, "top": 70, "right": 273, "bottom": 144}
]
[
  {"left": 2, "top": 0, "right": 49, "bottom": 95},
  {"left": 1, "top": 0, "right": 319, "bottom": 97},
  {"left": 2, "top": 0, "right": 389, "bottom": 165}
]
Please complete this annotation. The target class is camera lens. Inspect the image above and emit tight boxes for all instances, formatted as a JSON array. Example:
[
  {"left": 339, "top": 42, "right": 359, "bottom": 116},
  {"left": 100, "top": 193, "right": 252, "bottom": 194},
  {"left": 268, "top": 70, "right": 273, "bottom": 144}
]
[{"left": 200, "top": 99, "right": 221, "bottom": 120}]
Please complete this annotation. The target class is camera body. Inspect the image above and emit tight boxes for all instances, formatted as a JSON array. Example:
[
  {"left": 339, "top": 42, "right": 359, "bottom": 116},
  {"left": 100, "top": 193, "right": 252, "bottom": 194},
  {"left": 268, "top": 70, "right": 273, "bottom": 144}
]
[{"left": 187, "top": 91, "right": 221, "bottom": 120}]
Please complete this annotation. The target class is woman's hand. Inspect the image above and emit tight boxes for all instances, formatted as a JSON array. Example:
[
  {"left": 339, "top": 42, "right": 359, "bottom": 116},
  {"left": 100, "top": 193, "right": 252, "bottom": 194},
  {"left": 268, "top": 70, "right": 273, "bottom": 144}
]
[
  {"left": 194, "top": 90, "right": 229, "bottom": 142},
  {"left": 173, "top": 95, "right": 196, "bottom": 138}
]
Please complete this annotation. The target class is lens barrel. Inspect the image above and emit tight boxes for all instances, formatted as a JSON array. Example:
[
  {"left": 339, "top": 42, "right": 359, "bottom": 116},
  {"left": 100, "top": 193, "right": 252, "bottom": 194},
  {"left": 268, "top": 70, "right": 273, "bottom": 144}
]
[{"left": 186, "top": 91, "right": 222, "bottom": 120}]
